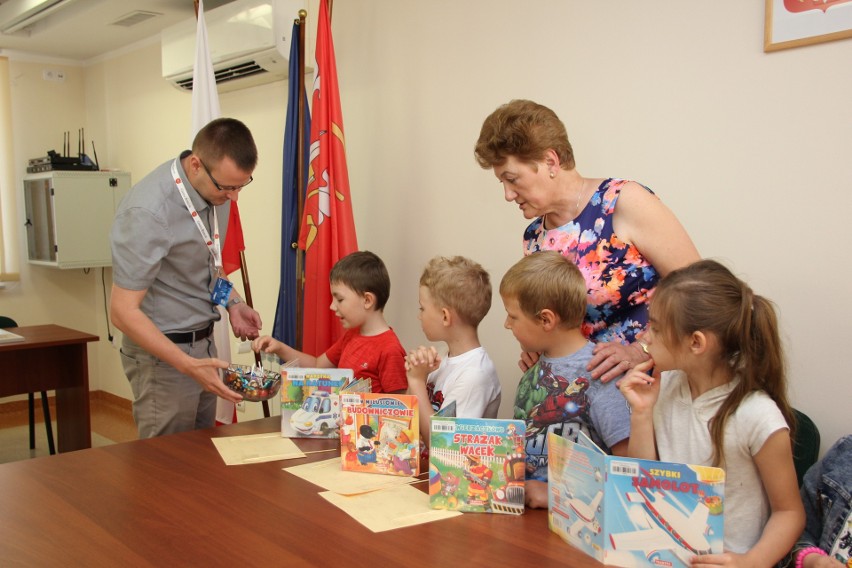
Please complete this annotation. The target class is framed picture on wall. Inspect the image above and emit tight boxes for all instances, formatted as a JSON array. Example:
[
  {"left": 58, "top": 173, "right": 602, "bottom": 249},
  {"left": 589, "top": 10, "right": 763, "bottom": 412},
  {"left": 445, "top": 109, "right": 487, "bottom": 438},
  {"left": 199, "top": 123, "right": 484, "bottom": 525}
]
[{"left": 765, "top": 0, "right": 852, "bottom": 51}]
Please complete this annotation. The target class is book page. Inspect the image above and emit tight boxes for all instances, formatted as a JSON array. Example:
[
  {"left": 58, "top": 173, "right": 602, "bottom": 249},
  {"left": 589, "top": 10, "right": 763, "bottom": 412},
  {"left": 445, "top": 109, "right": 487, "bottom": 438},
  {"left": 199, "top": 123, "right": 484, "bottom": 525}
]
[
  {"left": 319, "top": 484, "right": 461, "bottom": 532},
  {"left": 211, "top": 433, "right": 305, "bottom": 465},
  {"left": 284, "top": 457, "right": 419, "bottom": 495}
]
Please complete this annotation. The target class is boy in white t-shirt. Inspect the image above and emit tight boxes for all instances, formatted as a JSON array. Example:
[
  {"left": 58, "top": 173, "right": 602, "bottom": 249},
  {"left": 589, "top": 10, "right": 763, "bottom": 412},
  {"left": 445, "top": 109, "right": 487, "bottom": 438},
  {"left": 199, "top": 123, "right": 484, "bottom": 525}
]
[{"left": 406, "top": 256, "right": 501, "bottom": 442}]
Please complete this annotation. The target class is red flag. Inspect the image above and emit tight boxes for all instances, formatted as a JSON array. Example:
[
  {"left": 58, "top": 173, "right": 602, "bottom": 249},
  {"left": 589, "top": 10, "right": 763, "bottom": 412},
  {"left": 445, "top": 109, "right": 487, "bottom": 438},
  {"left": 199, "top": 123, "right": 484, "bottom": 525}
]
[
  {"left": 298, "top": 0, "right": 358, "bottom": 356},
  {"left": 221, "top": 200, "right": 245, "bottom": 276}
]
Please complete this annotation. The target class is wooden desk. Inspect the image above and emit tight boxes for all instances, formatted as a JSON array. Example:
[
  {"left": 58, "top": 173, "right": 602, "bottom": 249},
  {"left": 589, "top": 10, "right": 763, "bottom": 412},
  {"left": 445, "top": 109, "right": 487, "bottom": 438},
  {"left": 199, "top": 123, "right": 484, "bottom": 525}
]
[
  {"left": 0, "top": 417, "right": 603, "bottom": 567},
  {"left": 0, "top": 325, "right": 98, "bottom": 453}
]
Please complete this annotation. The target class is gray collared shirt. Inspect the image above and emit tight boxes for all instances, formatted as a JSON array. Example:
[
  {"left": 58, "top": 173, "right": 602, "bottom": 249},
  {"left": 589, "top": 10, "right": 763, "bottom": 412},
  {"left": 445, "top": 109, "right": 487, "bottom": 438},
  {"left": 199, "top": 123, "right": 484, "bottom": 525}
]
[{"left": 110, "top": 152, "right": 230, "bottom": 333}]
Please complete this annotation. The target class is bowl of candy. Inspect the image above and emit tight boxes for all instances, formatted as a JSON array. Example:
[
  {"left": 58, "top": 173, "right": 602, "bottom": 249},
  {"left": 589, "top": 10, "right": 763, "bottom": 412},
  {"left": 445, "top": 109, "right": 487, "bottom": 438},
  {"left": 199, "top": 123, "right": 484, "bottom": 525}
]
[{"left": 223, "top": 364, "right": 282, "bottom": 402}]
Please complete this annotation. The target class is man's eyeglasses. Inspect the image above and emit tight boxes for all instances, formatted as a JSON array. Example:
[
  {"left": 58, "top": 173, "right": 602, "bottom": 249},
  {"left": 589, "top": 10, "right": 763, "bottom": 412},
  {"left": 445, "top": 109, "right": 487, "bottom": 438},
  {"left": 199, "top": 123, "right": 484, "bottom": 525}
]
[{"left": 200, "top": 160, "right": 253, "bottom": 192}]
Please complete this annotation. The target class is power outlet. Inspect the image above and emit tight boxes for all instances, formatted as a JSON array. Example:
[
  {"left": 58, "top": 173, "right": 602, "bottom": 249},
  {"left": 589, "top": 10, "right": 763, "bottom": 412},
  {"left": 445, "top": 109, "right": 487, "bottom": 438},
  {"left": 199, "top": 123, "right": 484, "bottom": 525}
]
[
  {"left": 236, "top": 401, "right": 246, "bottom": 413},
  {"left": 42, "top": 69, "right": 66, "bottom": 82}
]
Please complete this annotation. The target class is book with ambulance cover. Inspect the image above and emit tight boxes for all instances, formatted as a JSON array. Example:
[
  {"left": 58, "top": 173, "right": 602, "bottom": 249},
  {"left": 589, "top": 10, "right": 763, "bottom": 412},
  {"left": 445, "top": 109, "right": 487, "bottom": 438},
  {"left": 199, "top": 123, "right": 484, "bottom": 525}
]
[
  {"left": 428, "top": 415, "right": 526, "bottom": 515},
  {"left": 279, "top": 367, "right": 357, "bottom": 438},
  {"left": 339, "top": 392, "right": 420, "bottom": 476},
  {"left": 547, "top": 431, "right": 725, "bottom": 567}
]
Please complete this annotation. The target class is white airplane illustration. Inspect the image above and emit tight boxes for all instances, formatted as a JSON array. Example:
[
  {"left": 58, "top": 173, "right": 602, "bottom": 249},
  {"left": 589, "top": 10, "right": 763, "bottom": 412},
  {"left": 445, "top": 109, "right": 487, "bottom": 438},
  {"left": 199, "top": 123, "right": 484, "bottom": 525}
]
[
  {"left": 567, "top": 489, "right": 603, "bottom": 536},
  {"left": 610, "top": 469, "right": 714, "bottom": 559}
]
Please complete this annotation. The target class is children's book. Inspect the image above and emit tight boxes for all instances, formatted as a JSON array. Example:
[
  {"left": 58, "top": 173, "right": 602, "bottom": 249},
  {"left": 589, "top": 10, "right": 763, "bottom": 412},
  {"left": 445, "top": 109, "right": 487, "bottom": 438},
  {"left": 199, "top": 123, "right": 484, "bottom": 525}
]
[
  {"left": 339, "top": 392, "right": 420, "bottom": 477},
  {"left": 428, "top": 414, "right": 526, "bottom": 515},
  {"left": 279, "top": 368, "right": 358, "bottom": 438},
  {"left": 547, "top": 431, "right": 725, "bottom": 568}
]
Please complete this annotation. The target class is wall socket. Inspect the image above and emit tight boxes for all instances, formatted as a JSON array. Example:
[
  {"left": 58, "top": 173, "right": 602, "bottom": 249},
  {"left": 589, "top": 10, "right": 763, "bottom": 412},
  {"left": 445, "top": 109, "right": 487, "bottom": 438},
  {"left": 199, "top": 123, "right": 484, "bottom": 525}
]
[{"left": 42, "top": 69, "right": 66, "bottom": 82}]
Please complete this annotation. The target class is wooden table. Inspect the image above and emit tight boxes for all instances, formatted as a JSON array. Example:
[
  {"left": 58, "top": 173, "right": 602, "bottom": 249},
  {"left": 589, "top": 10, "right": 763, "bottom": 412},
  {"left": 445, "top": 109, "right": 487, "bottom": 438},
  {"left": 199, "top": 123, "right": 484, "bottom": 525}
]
[
  {"left": 0, "top": 416, "right": 604, "bottom": 567},
  {"left": 0, "top": 325, "right": 98, "bottom": 453}
]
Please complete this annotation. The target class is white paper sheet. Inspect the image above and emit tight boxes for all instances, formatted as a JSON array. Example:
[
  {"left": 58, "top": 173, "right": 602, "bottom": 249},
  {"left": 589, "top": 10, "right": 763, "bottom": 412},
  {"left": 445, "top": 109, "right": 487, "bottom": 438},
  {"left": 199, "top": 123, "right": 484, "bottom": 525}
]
[
  {"left": 212, "top": 432, "right": 306, "bottom": 465},
  {"left": 319, "top": 484, "right": 461, "bottom": 532}
]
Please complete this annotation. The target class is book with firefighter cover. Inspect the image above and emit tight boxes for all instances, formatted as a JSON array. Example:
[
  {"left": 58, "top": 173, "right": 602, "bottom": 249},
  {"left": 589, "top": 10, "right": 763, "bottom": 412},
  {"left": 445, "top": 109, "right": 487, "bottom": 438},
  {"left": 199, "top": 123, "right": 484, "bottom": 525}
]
[{"left": 428, "top": 416, "right": 526, "bottom": 515}]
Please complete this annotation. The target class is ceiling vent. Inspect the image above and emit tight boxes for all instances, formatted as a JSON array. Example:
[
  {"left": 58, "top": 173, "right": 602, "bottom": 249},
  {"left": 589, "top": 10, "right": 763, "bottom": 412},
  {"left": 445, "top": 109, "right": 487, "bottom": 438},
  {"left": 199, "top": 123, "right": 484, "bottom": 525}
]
[{"left": 109, "top": 10, "right": 162, "bottom": 28}]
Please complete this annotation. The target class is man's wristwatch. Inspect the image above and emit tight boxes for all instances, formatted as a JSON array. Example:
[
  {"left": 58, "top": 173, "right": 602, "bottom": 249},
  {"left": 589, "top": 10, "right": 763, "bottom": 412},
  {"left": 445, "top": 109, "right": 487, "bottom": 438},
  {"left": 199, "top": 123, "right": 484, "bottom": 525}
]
[{"left": 226, "top": 296, "right": 242, "bottom": 309}]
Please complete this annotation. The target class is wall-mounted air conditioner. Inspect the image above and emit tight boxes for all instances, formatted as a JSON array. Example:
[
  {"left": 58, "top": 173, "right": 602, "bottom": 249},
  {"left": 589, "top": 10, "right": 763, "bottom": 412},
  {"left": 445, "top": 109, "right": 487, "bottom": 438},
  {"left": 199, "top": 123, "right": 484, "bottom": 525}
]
[{"left": 161, "top": 0, "right": 304, "bottom": 93}]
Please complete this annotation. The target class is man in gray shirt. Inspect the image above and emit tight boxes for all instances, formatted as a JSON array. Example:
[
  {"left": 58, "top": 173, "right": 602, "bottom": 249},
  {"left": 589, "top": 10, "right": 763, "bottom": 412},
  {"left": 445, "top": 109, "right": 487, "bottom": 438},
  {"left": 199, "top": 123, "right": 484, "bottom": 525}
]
[{"left": 110, "top": 118, "right": 262, "bottom": 438}]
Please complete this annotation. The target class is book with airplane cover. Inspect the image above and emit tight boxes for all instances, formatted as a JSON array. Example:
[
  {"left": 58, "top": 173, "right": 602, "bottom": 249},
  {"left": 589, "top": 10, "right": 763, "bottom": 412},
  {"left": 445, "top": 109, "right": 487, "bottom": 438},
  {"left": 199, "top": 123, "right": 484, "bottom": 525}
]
[
  {"left": 279, "top": 367, "right": 363, "bottom": 438},
  {"left": 428, "top": 413, "right": 526, "bottom": 515},
  {"left": 339, "top": 392, "right": 420, "bottom": 477},
  {"left": 547, "top": 431, "right": 725, "bottom": 567}
]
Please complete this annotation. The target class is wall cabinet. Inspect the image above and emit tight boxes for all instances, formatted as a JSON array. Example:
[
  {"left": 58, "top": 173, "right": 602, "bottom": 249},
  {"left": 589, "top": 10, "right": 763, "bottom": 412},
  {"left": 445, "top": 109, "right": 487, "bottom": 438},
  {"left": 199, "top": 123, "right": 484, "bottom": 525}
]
[{"left": 23, "top": 171, "right": 131, "bottom": 269}]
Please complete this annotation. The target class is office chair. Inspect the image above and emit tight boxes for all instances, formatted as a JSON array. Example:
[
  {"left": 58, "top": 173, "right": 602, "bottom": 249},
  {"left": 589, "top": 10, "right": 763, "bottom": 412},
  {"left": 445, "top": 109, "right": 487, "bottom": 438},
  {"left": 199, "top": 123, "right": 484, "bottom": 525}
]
[
  {"left": 792, "top": 408, "right": 820, "bottom": 488},
  {"left": 0, "top": 316, "right": 55, "bottom": 455}
]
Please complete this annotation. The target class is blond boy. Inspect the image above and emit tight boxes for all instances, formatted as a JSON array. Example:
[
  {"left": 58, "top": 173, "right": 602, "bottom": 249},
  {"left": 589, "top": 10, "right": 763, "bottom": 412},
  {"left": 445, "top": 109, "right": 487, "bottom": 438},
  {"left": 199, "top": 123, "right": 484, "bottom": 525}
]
[
  {"left": 406, "top": 256, "right": 501, "bottom": 439},
  {"left": 501, "top": 251, "right": 630, "bottom": 508}
]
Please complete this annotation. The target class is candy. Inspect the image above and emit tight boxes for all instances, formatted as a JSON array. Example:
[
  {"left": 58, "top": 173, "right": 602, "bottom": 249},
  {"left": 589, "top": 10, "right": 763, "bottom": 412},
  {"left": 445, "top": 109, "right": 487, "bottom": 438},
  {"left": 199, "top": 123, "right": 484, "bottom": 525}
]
[{"left": 223, "top": 364, "right": 282, "bottom": 401}]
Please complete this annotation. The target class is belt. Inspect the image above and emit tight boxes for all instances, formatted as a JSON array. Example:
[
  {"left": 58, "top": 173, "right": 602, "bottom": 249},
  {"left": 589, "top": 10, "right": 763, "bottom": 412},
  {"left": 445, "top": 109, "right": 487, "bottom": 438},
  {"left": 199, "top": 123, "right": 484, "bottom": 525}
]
[{"left": 164, "top": 324, "right": 214, "bottom": 344}]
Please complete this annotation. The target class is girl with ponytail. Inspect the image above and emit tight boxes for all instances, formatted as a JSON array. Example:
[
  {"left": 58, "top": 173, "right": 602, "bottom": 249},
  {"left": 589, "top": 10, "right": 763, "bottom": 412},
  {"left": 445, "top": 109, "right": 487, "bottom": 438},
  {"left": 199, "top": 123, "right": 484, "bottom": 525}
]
[{"left": 618, "top": 259, "right": 804, "bottom": 566}]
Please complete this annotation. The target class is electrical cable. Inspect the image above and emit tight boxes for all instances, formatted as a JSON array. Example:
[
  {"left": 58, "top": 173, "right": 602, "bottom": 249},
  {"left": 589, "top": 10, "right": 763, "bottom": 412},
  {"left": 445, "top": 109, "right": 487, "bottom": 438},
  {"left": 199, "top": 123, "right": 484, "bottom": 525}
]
[{"left": 101, "top": 268, "right": 113, "bottom": 343}]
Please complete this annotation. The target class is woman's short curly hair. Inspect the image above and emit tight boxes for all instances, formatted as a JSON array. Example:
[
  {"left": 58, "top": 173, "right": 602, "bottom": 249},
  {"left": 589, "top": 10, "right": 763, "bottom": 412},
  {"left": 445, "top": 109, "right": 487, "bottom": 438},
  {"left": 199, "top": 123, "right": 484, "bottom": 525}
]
[{"left": 474, "top": 99, "right": 575, "bottom": 170}]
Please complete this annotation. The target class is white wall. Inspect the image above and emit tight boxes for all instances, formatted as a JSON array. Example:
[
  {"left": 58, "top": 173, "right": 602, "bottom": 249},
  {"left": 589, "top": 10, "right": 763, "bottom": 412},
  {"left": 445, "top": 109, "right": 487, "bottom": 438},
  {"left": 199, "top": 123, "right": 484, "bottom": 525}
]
[
  {"left": 2, "top": 1, "right": 849, "bottom": 452},
  {"left": 1, "top": 57, "right": 109, "bottom": 395}
]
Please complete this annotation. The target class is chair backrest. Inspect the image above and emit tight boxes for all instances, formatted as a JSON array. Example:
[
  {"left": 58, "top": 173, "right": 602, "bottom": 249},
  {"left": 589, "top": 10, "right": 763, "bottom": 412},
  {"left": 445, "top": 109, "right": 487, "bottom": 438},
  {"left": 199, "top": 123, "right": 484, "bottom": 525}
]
[
  {"left": 793, "top": 409, "right": 821, "bottom": 487},
  {"left": 0, "top": 316, "right": 18, "bottom": 328}
]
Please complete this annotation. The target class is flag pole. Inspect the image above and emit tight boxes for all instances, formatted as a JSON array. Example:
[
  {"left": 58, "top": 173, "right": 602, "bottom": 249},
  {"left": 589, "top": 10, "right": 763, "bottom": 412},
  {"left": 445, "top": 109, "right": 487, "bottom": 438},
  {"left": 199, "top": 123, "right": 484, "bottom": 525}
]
[
  {"left": 294, "top": 10, "right": 307, "bottom": 352},
  {"left": 237, "top": 253, "right": 270, "bottom": 417}
]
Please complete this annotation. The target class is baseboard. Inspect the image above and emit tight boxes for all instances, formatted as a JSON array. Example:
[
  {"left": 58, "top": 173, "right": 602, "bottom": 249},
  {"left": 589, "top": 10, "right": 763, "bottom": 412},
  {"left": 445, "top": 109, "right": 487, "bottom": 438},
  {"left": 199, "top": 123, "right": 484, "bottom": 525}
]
[
  {"left": 89, "top": 390, "right": 132, "bottom": 412},
  {"left": 0, "top": 390, "right": 131, "bottom": 416}
]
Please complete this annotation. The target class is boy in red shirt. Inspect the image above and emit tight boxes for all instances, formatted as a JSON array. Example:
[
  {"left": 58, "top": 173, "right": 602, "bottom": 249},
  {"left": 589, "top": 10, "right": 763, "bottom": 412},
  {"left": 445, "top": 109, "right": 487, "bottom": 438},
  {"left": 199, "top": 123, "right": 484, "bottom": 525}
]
[{"left": 253, "top": 251, "right": 407, "bottom": 393}]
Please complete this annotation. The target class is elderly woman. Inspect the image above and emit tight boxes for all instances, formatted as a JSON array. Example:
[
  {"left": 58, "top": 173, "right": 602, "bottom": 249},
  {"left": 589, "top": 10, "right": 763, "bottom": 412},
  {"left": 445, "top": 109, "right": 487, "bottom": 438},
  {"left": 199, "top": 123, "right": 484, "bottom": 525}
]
[{"left": 475, "top": 99, "right": 699, "bottom": 381}]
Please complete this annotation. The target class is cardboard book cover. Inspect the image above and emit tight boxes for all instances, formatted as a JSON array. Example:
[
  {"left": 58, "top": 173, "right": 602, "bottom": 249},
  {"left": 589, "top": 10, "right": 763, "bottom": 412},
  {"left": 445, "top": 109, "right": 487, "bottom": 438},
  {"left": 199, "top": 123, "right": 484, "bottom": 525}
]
[
  {"left": 339, "top": 393, "right": 420, "bottom": 477},
  {"left": 279, "top": 368, "right": 355, "bottom": 438},
  {"left": 428, "top": 415, "right": 526, "bottom": 515},
  {"left": 547, "top": 431, "right": 725, "bottom": 567}
]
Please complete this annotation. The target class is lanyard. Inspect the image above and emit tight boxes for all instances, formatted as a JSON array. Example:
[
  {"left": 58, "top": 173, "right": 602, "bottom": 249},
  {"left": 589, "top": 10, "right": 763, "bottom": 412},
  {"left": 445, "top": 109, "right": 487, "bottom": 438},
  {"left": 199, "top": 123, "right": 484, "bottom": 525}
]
[{"left": 171, "top": 158, "right": 222, "bottom": 269}]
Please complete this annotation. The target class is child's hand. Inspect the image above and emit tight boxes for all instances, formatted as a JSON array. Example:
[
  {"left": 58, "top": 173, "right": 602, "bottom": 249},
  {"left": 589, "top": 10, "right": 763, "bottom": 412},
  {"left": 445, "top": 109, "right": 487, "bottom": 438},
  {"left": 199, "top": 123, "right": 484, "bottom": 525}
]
[
  {"left": 525, "top": 480, "right": 548, "bottom": 509},
  {"left": 518, "top": 351, "right": 540, "bottom": 372},
  {"left": 405, "top": 346, "right": 440, "bottom": 382},
  {"left": 615, "top": 359, "right": 659, "bottom": 415},
  {"left": 252, "top": 335, "right": 283, "bottom": 355}
]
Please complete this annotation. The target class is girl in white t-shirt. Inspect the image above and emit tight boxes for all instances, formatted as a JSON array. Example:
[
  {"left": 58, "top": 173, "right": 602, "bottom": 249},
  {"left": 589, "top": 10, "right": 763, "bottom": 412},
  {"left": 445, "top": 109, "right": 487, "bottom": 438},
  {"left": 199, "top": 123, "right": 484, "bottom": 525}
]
[{"left": 618, "top": 259, "right": 804, "bottom": 566}]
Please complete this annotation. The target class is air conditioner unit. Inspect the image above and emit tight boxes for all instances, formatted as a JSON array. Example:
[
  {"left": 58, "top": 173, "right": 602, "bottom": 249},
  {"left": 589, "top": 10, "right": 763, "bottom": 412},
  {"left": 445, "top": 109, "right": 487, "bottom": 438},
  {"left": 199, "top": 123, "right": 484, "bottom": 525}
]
[{"left": 161, "top": 0, "right": 304, "bottom": 93}]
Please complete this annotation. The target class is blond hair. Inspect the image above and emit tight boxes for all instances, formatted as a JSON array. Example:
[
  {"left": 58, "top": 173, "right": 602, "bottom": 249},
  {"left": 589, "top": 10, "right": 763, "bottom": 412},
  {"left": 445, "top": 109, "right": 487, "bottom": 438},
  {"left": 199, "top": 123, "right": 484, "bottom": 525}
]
[
  {"left": 499, "top": 251, "right": 586, "bottom": 328},
  {"left": 420, "top": 256, "right": 492, "bottom": 327}
]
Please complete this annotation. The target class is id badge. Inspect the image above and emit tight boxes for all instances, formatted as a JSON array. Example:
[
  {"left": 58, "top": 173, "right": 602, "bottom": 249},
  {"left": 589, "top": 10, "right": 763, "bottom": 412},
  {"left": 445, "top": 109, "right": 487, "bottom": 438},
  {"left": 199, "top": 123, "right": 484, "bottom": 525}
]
[{"left": 211, "top": 277, "right": 234, "bottom": 307}]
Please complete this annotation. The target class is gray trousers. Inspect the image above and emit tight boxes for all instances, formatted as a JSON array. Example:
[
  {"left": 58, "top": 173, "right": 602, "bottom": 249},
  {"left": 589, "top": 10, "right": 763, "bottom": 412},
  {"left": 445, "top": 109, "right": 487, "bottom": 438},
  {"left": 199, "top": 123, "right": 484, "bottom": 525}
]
[{"left": 120, "top": 335, "right": 217, "bottom": 439}]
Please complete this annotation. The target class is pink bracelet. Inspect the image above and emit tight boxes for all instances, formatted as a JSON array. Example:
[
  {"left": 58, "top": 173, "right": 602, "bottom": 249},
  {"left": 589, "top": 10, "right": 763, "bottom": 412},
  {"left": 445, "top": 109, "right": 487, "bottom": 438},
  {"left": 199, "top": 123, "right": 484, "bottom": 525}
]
[{"left": 795, "top": 546, "right": 827, "bottom": 568}]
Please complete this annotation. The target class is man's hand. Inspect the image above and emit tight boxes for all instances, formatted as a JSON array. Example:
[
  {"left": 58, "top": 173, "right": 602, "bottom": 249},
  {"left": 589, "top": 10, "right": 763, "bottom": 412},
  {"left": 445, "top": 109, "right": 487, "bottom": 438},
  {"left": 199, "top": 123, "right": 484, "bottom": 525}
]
[
  {"left": 182, "top": 356, "right": 242, "bottom": 403},
  {"left": 228, "top": 302, "right": 262, "bottom": 340}
]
